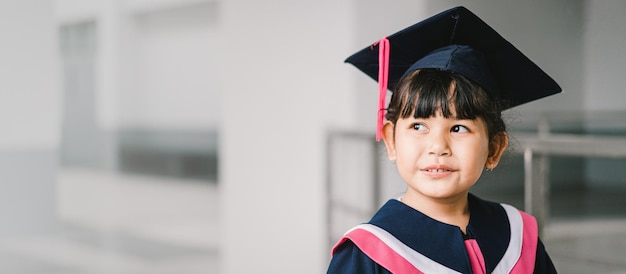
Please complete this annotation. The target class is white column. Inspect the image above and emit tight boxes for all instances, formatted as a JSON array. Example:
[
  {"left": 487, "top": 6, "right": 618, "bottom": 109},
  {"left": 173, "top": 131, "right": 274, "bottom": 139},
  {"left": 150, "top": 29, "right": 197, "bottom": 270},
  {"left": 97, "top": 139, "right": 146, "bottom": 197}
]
[
  {"left": 219, "top": 0, "right": 355, "bottom": 273},
  {"left": 0, "top": 0, "right": 59, "bottom": 234}
]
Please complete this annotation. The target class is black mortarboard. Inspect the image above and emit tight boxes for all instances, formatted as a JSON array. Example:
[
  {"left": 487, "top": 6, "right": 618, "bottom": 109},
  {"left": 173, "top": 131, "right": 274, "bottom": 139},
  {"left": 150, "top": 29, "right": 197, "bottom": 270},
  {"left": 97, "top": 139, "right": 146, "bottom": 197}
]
[{"left": 345, "top": 6, "right": 562, "bottom": 140}]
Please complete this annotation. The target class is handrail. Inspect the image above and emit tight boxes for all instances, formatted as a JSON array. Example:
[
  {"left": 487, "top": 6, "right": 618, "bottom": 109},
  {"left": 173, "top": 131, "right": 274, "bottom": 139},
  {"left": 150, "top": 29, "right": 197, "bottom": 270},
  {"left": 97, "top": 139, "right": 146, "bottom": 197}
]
[
  {"left": 511, "top": 131, "right": 626, "bottom": 236},
  {"left": 512, "top": 132, "right": 626, "bottom": 157}
]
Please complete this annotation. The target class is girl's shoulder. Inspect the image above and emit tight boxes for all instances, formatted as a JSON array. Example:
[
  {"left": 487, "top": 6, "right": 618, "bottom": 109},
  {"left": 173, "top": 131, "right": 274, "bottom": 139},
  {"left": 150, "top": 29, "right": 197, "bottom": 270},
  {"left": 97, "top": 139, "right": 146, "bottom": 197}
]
[{"left": 327, "top": 238, "right": 391, "bottom": 274}]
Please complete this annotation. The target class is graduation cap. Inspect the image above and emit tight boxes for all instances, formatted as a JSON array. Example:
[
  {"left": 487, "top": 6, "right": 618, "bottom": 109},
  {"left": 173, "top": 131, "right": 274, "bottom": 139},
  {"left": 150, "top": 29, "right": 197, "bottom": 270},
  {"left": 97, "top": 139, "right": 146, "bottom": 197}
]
[{"left": 345, "top": 6, "right": 562, "bottom": 140}]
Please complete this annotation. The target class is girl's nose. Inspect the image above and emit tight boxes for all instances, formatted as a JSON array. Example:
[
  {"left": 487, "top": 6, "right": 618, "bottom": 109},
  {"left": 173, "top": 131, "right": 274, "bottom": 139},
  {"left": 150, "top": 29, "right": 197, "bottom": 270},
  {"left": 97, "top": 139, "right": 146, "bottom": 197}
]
[{"left": 427, "top": 132, "right": 451, "bottom": 156}]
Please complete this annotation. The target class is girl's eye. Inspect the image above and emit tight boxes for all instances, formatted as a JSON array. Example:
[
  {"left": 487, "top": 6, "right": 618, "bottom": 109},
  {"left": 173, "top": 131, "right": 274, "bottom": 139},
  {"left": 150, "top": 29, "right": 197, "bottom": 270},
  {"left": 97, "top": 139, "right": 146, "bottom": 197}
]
[
  {"left": 412, "top": 123, "right": 427, "bottom": 131},
  {"left": 451, "top": 125, "right": 469, "bottom": 133}
]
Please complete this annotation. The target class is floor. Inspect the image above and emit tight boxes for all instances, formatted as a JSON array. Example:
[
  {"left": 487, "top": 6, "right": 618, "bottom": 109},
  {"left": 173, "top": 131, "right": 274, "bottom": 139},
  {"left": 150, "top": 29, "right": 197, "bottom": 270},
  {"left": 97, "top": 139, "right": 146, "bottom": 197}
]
[
  {"left": 1, "top": 168, "right": 625, "bottom": 273},
  {"left": 0, "top": 168, "right": 219, "bottom": 274},
  {"left": 546, "top": 219, "right": 626, "bottom": 273},
  {"left": 545, "top": 187, "right": 626, "bottom": 273}
]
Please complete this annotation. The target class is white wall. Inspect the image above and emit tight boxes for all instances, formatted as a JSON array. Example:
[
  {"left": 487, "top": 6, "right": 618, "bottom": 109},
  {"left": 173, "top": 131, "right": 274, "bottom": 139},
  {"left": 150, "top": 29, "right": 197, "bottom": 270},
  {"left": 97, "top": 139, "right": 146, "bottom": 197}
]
[
  {"left": 583, "top": 0, "right": 626, "bottom": 111},
  {"left": 55, "top": 0, "right": 221, "bottom": 172},
  {"left": 121, "top": 2, "right": 220, "bottom": 130},
  {"left": 56, "top": 0, "right": 221, "bottom": 132},
  {"left": 0, "top": 0, "right": 59, "bottom": 234},
  {"left": 54, "top": 0, "right": 101, "bottom": 24},
  {"left": 0, "top": 1, "right": 60, "bottom": 150}
]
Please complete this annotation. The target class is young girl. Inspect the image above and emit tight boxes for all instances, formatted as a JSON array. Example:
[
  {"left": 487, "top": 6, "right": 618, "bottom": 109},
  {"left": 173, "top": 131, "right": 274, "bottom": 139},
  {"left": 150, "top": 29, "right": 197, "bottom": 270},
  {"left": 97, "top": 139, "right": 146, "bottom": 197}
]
[{"left": 327, "top": 6, "right": 560, "bottom": 274}]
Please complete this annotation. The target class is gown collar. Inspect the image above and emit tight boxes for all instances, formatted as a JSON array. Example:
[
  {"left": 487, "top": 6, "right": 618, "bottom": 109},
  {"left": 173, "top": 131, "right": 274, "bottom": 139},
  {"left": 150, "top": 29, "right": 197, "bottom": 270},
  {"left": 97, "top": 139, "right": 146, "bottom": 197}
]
[{"left": 368, "top": 193, "right": 510, "bottom": 273}]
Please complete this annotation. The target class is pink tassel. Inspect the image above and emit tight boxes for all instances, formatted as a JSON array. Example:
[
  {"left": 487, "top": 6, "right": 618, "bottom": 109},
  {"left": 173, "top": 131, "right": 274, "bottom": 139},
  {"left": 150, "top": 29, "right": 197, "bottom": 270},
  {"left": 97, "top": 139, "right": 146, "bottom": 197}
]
[{"left": 376, "top": 37, "right": 390, "bottom": 142}]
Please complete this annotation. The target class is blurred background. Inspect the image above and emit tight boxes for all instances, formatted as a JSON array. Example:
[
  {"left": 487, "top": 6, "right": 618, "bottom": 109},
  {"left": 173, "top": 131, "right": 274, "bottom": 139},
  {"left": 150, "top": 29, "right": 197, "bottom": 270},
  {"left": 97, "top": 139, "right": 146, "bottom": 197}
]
[{"left": 1, "top": 0, "right": 625, "bottom": 273}]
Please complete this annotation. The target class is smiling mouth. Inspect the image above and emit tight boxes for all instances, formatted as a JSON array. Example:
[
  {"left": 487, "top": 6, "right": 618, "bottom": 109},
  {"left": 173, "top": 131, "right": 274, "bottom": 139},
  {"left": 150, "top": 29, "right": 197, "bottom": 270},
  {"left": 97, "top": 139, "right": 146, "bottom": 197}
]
[
  {"left": 420, "top": 165, "right": 456, "bottom": 176},
  {"left": 421, "top": 168, "right": 454, "bottom": 178}
]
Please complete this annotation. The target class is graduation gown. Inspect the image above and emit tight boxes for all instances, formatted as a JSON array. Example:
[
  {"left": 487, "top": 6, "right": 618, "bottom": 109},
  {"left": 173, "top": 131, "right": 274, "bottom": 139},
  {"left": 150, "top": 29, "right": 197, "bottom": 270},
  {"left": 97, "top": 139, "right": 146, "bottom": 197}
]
[{"left": 327, "top": 193, "right": 556, "bottom": 274}]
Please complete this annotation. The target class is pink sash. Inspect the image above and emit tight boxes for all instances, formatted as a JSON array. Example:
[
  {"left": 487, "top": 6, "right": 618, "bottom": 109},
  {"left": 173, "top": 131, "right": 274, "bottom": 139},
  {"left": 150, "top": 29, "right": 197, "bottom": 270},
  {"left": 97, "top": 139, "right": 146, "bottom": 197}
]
[{"left": 331, "top": 204, "right": 539, "bottom": 273}]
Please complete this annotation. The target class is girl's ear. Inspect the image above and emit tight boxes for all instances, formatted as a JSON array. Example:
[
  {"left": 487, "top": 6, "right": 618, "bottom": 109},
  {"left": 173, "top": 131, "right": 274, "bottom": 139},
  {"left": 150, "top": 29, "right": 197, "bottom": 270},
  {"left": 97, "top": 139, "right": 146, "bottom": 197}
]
[
  {"left": 485, "top": 132, "right": 508, "bottom": 169},
  {"left": 381, "top": 121, "right": 397, "bottom": 162}
]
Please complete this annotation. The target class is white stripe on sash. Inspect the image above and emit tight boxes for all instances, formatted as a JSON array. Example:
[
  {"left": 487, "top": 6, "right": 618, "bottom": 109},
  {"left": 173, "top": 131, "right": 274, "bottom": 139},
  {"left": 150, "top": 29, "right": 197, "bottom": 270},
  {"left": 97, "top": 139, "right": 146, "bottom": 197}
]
[
  {"left": 347, "top": 224, "right": 462, "bottom": 274},
  {"left": 492, "top": 204, "right": 524, "bottom": 273}
]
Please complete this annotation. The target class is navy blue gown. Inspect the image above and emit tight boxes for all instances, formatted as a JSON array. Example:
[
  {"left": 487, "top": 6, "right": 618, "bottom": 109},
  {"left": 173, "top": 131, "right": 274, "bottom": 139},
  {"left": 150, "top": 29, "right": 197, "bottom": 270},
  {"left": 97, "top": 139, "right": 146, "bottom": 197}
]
[{"left": 327, "top": 194, "right": 557, "bottom": 273}]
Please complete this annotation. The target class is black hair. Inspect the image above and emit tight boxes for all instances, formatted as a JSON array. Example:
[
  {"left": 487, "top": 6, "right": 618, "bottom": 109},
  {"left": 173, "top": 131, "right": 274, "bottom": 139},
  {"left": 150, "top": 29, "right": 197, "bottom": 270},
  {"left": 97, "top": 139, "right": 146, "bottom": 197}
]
[{"left": 385, "top": 69, "right": 506, "bottom": 142}]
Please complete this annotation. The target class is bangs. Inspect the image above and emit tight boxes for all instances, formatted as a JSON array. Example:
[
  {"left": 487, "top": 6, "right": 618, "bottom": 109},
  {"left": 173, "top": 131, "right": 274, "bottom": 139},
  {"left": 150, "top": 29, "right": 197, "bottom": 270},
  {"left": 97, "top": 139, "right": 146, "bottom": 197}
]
[
  {"left": 396, "top": 70, "right": 483, "bottom": 120},
  {"left": 385, "top": 69, "right": 505, "bottom": 141}
]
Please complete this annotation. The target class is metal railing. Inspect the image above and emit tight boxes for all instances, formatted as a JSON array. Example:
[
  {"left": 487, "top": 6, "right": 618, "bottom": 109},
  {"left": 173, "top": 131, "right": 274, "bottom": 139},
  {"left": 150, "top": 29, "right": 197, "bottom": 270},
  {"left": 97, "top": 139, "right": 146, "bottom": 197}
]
[{"left": 514, "top": 132, "right": 626, "bottom": 234}]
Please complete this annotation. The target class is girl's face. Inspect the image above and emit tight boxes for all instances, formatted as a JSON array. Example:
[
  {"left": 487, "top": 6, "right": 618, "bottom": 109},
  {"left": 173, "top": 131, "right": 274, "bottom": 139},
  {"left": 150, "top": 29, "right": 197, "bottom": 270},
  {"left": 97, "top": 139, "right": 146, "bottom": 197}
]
[{"left": 382, "top": 108, "right": 503, "bottom": 204}]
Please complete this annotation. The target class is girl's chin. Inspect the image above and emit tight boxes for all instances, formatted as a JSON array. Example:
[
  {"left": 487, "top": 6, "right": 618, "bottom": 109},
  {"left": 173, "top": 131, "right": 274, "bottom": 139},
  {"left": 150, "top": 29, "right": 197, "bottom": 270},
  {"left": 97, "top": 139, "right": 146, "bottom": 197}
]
[{"left": 405, "top": 187, "right": 468, "bottom": 201}]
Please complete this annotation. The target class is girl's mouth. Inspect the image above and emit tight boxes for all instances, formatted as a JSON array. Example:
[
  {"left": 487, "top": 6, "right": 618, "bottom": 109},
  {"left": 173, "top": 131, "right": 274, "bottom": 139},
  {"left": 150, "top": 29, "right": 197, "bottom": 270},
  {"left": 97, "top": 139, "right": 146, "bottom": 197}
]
[
  {"left": 421, "top": 165, "right": 455, "bottom": 178},
  {"left": 421, "top": 165, "right": 454, "bottom": 172}
]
